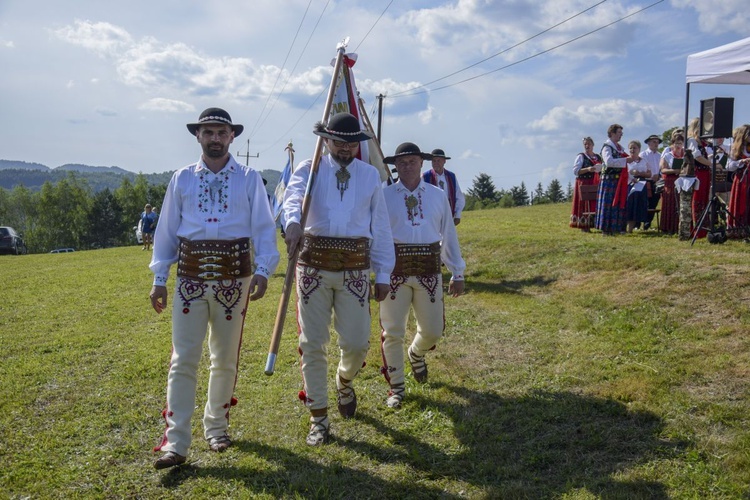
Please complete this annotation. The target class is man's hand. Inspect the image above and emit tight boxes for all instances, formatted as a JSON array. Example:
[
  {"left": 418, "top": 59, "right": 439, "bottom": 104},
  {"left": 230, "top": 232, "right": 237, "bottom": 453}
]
[
  {"left": 248, "top": 275, "right": 268, "bottom": 301},
  {"left": 453, "top": 218, "right": 461, "bottom": 226},
  {"left": 373, "top": 283, "right": 389, "bottom": 302},
  {"left": 448, "top": 279, "right": 464, "bottom": 298},
  {"left": 284, "top": 222, "right": 303, "bottom": 260},
  {"left": 150, "top": 285, "right": 168, "bottom": 314}
]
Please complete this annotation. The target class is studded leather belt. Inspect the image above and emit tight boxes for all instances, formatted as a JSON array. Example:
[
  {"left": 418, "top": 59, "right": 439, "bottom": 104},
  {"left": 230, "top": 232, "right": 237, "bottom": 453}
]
[
  {"left": 298, "top": 235, "right": 370, "bottom": 272},
  {"left": 392, "top": 242, "right": 441, "bottom": 276},
  {"left": 177, "top": 237, "right": 254, "bottom": 281}
]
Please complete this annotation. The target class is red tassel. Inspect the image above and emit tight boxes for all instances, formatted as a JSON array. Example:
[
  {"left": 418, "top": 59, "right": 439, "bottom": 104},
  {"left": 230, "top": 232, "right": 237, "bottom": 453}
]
[
  {"left": 298, "top": 390, "right": 307, "bottom": 402},
  {"left": 230, "top": 397, "right": 238, "bottom": 406}
]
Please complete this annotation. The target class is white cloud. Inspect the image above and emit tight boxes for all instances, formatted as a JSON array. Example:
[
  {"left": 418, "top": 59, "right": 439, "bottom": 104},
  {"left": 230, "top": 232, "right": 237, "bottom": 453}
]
[
  {"left": 138, "top": 98, "right": 195, "bottom": 113},
  {"left": 459, "top": 149, "right": 482, "bottom": 160},
  {"left": 96, "top": 107, "right": 117, "bottom": 117},
  {"left": 52, "top": 19, "right": 132, "bottom": 57},
  {"left": 2, "top": 40, "right": 14, "bottom": 48},
  {"left": 670, "top": 0, "right": 750, "bottom": 35}
]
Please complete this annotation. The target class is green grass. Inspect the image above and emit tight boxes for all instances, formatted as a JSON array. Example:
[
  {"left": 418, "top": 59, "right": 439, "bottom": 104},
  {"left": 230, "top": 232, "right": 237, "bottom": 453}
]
[{"left": 2, "top": 203, "right": 750, "bottom": 498}]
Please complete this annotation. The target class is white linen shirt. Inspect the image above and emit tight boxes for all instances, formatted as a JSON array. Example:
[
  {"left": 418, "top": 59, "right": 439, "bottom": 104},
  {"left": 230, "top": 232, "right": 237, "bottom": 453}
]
[
  {"left": 383, "top": 180, "right": 466, "bottom": 280},
  {"left": 149, "top": 155, "right": 280, "bottom": 286},
  {"left": 639, "top": 149, "right": 661, "bottom": 179},
  {"left": 282, "top": 154, "right": 395, "bottom": 284},
  {"left": 573, "top": 153, "right": 603, "bottom": 176},
  {"left": 601, "top": 139, "right": 627, "bottom": 169}
]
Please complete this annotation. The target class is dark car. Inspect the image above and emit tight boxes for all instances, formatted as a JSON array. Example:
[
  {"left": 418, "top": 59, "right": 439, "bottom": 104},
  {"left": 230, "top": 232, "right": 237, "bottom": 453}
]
[{"left": 0, "top": 226, "right": 28, "bottom": 255}]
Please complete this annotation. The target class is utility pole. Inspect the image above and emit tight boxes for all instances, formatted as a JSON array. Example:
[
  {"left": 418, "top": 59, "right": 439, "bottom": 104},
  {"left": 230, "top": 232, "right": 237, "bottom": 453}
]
[
  {"left": 237, "top": 138, "right": 260, "bottom": 164},
  {"left": 376, "top": 94, "right": 384, "bottom": 144}
]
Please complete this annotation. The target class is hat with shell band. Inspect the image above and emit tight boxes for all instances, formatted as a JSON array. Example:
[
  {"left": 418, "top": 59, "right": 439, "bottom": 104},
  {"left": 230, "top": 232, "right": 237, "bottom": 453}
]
[
  {"left": 313, "top": 112, "right": 373, "bottom": 143},
  {"left": 430, "top": 148, "right": 451, "bottom": 159},
  {"left": 383, "top": 142, "right": 433, "bottom": 164},
  {"left": 187, "top": 107, "right": 244, "bottom": 137}
]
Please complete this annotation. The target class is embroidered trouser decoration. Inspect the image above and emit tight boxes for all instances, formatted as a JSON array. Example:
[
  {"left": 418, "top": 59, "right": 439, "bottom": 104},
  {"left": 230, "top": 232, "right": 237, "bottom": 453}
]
[
  {"left": 380, "top": 274, "right": 444, "bottom": 386},
  {"left": 156, "top": 277, "right": 251, "bottom": 456},
  {"left": 296, "top": 266, "right": 371, "bottom": 410}
]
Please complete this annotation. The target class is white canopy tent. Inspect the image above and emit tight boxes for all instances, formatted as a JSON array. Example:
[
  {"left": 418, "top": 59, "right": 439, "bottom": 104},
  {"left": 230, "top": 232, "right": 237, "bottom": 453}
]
[
  {"left": 683, "top": 37, "right": 750, "bottom": 241},
  {"left": 684, "top": 37, "right": 750, "bottom": 134},
  {"left": 686, "top": 36, "right": 750, "bottom": 85}
]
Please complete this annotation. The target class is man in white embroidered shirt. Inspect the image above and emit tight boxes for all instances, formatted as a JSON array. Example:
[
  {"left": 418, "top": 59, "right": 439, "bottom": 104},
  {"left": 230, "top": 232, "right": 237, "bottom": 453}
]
[
  {"left": 149, "top": 108, "right": 280, "bottom": 469},
  {"left": 282, "top": 112, "right": 394, "bottom": 446},
  {"left": 380, "top": 142, "right": 465, "bottom": 409}
]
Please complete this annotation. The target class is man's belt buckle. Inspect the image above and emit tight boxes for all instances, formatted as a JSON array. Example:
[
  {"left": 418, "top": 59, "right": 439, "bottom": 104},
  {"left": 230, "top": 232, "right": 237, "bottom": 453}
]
[
  {"left": 403, "top": 263, "right": 426, "bottom": 275},
  {"left": 199, "top": 263, "right": 223, "bottom": 271},
  {"left": 199, "top": 255, "right": 221, "bottom": 263},
  {"left": 327, "top": 250, "right": 346, "bottom": 271},
  {"left": 198, "top": 271, "right": 223, "bottom": 280}
]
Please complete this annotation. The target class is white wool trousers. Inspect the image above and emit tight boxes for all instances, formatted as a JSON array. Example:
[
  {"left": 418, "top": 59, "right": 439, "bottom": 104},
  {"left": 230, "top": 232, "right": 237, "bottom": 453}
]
[
  {"left": 296, "top": 266, "right": 372, "bottom": 411},
  {"left": 380, "top": 274, "right": 445, "bottom": 387},
  {"left": 157, "top": 277, "right": 251, "bottom": 456}
]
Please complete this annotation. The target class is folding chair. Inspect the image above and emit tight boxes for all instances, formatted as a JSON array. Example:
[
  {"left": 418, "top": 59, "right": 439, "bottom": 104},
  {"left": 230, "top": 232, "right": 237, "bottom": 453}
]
[{"left": 578, "top": 184, "right": 598, "bottom": 229}]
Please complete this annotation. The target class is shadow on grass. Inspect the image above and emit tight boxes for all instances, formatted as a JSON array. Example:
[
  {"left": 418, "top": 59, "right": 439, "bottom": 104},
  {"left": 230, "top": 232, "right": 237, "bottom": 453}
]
[
  {"left": 160, "top": 385, "right": 679, "bottom": 498},
  {"left": 159, "top": 440, "right": 456, "bottom": 499},
  {"left": 463, "top": 275, "right": 557, "bottom": 295}
]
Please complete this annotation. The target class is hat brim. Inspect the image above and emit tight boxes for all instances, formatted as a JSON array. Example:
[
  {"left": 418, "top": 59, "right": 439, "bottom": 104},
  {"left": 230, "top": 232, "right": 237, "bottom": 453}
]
[
  {"left": 187, "top": 122, "right": 244, "bottom": 137},
  {"left": 431, "top": 155, "right": 451, "bottom": 160},
  {"left": 644, "top": 136, "right": 662, "bottom": 144},
  {"left": 314, "top": 129, "right": 373, "bottom": 143},
  {"left": 383, "top": 152, "right": 433, "bottom": 165}
]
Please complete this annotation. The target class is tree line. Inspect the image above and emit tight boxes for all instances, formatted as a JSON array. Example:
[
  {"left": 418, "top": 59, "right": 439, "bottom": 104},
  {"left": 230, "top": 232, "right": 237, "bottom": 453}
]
[
  {"left": 0, "top": 172, "right": 167, "bottom": 253},
  {"left": 465, "top": 173, "right": 572, "bottom": 210}
]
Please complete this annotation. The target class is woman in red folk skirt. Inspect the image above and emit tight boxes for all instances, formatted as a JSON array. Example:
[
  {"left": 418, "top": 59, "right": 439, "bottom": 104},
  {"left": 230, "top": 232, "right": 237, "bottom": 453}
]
[
  {"left": 726, "top": 124, "right": 750, "bottom": 239},
  {"left": 659, "top": 134, "right": 686, "bottom": 235},
  {"left": 570, "top": 137, "right": 602, "bottom": 231}
]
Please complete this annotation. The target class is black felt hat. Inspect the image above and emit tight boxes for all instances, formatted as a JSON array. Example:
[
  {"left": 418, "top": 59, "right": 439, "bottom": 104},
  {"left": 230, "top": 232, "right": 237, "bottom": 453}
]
[
  {"left": 430, "top": 148, "right": 451, "bottom": 159},
  {"left": 644, "top": 134, "right": 662, "bottom": 144},
  {"left": 187, "top": 107, "right": 244, "bottom": 137},
  {"left": 313, "top": 112, "right": 373, "bottom": 143},
  {"left": 383, "top": 142, "right": 433, "bottom": 164}
]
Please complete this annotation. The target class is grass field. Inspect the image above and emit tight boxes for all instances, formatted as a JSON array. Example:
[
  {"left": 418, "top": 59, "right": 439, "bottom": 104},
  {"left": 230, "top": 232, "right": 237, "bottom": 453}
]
[{"left": 2, "top": 202, "right": 750, "bottom": 499}]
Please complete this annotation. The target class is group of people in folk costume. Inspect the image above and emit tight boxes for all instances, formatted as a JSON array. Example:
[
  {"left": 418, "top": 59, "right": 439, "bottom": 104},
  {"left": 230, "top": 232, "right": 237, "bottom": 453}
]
[
  {"left": 147, "top": 108, "right": 465, "bottom": 469},
  {"left": 570, "top": 120, "right": 750, "bottom": 239}
]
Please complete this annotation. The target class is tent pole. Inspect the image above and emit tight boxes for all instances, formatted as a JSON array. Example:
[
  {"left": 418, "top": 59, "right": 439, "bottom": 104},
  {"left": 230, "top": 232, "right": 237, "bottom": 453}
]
[{"left": 684, "top": 83, "right": 691, "bottom": 136}]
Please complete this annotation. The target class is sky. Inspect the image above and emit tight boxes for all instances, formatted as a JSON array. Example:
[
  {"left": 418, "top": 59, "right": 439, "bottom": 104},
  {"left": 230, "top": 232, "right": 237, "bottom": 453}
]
[{"left": 2, "top": 0, "right": 750, "bottom": 193}]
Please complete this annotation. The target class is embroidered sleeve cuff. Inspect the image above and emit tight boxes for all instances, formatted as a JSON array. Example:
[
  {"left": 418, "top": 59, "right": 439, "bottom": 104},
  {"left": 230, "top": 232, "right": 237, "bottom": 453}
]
[
  {"left": 451, "top": 275, "right": 464, "bottom": 281},
  {"left": 153, "top": 274, "right": 169, "bottom": 287},
  {"left": 255, "top": 266, "right": 271, "bottom": 279}
]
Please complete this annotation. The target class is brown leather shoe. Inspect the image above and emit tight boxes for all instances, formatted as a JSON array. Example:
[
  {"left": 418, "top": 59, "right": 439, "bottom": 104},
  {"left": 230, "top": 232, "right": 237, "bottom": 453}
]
[
  {"left": 154, "top": 451, "right": 186, "bottom": 470},
  {"left": 337, "top": 383, "right": 357, "bottom": 419},
  {"left": 408, "top": 348, "right": 428, "bottom": 383},
  {"left": 208, "top": 435, "right": 232, "bottom": 452},
  {"left": 306, "top": 415, "right": 330, "bottom": 446}
]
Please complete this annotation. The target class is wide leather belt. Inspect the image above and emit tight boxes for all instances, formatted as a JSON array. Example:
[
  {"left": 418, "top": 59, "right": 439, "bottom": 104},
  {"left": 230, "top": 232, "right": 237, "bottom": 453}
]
[
  {"left": 177, "top": 237, "right": 254, "bottom": 281},
  {"left": 298, "top": 235, "right": 370, "bottom": 272},
  {"left": 392, "top": 242, "right": 441, "bottom": 276}
]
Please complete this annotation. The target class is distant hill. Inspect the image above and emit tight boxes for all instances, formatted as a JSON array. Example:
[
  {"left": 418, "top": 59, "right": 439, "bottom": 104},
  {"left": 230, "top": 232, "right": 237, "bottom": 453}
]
[
  {"left": 56, "top": 163, "right": 132, "bottom": 175},
  {"left": 0, "top": 160, "right": 50, "bottom": 171},
  {"left": 0, "top": 159, "right": 281, "bottom": 197}
]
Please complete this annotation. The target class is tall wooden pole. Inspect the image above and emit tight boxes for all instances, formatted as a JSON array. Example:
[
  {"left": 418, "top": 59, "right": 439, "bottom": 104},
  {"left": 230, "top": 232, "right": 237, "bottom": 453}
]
[{"left": 264, "top": 40, "right": 349, "bottom": 375}]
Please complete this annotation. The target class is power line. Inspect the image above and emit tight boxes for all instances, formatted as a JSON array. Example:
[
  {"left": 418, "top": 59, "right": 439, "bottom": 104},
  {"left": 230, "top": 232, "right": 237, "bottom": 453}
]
[
  {"left": 390, "top": 0, "right": 608, "bottom": 97},
  {"left": 246, "top": 0, "right": 314, "bottom": 140},
  {"left": 354, "top": 0, "right": 394, "bottom": 52},
  {"left": 249, "top": 0, "right": 332, "bottom": 143},
  {"left": 259, "top": 0, "right": 393, "bottom": 154},
  {"left": 391, "top": 0, "right": 664, "bottom": 98}
]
